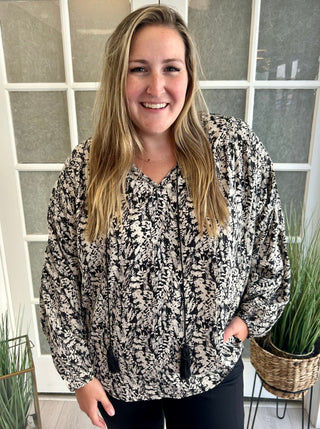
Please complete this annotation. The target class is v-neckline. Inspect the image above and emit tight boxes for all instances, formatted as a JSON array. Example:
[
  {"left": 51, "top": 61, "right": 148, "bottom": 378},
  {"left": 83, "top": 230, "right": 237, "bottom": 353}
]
[{"left": 131, "top": 163, "right": 178, "bottom": 186}]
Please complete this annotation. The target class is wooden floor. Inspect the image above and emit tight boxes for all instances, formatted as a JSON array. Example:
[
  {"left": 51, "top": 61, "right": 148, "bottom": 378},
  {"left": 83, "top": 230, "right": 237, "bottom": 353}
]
[{"left": 38, "top": 396, "right": 317, "bottom": 429}]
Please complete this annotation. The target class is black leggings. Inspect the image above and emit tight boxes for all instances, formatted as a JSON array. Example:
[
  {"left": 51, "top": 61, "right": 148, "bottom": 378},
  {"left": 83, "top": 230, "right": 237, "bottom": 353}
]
[{"left": 98, "top": 358, "right": 244, "bottom": 429}]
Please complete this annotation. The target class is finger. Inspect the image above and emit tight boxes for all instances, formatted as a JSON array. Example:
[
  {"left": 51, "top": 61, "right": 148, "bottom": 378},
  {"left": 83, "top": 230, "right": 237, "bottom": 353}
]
[
  {"left": 234, "top": 333, "right": 243, "bottom": 342},
  {"left": 223, "top": 328, "right": 232, "bottom": 343},
  {"left": 100, "top": 396, "right": 115, "bottom": 417},
  {"left": 90, "top": 413, "right": 106, "bottom": 429}
]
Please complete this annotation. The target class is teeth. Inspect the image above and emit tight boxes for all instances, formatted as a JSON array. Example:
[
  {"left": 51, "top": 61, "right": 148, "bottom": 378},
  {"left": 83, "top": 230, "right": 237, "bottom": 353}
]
[{"left": 143, "top": 103, "right": 167, "bottom": 109}]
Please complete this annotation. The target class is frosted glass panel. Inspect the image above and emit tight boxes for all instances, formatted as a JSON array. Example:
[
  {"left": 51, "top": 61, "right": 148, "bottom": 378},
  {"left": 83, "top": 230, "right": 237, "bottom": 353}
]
[
  {"left": 257, "top": 0, "right": 320, "bottom": 80},
  {"left": 253, "top": 90, "right": 315, "bottom": 163},
  {"left": 10, "top": 92, "right": 70, "bottom": 163},
  {"left": 75, "top": 91, "right": 96, "bottom": 143},
  {"left": 203, "top": 89, "right": 246, "bottom": 120},
  {"left": 0, "top": 1, "right": 65, "bottom": 83},
  {"left": 20, "top": 171, "right": 60, "bottom": 234},
  {"left": 188, "top": 0, "right": 251, "bottom": 80},
  {"left": 275, "top": 171, "right": 306, "bottom": 220},
  {"left": 28, "top": 242, "right": 46, "bottom": 299},
  {"left": 69, "top": 0, "right": 130, "bottom": 82}
]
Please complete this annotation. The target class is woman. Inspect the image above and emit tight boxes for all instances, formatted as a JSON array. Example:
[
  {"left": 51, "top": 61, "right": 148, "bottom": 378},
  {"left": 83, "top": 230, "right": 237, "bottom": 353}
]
[{"left": 40, "top": 5, "right": 290, "bottom": 429}]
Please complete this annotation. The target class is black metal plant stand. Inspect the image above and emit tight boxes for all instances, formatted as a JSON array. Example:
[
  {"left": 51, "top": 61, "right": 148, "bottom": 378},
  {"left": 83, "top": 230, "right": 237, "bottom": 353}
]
[{"left": 246, "top": 371, "right": 314, "bottom": 429}]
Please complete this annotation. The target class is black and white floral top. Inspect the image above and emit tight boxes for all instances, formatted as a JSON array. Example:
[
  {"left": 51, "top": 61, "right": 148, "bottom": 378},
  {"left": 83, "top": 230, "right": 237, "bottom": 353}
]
[{"left": 40, "top": 114, "right": 290, "bottom": 401}]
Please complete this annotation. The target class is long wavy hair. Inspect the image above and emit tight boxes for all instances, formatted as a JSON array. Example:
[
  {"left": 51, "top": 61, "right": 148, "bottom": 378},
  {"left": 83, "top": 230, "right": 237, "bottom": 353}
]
[{"left": 86, "top": 5, "right": 229, "bottom": 241}]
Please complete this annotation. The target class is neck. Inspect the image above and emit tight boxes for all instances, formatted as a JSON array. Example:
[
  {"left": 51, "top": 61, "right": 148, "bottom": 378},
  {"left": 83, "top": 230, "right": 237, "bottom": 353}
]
[{"left": 135, "top": 132, "right": 176, "bottom": 162}]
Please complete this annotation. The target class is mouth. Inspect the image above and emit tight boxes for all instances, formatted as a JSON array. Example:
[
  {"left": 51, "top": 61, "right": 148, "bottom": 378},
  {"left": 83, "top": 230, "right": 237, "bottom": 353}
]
[{"left": 141, "top": 102, "right": 168, "bottom": 110}]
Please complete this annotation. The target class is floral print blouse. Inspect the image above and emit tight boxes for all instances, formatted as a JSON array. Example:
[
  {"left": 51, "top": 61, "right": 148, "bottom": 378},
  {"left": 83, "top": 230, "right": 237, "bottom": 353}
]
[{"left": 40, "top": 114, "right": 290, "bottom": 401}]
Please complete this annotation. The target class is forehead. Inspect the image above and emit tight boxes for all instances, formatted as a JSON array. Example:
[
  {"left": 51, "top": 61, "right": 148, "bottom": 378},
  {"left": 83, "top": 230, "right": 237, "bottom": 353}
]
[{"left": 129, "top": 25, "right": 186, "bottom": 57}]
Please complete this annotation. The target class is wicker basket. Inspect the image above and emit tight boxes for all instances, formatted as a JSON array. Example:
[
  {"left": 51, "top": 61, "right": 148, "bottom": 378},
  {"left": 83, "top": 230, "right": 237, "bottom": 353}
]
[{"left": 250, "top": 336, "right": 320, "bottom": 399}]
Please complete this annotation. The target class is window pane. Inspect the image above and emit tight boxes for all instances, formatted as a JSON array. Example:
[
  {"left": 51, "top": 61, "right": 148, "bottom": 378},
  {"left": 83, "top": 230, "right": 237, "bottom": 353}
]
[
  {"left": 28, "top": 242, "right": 46, "bottom": 299},
  {"left": 75, "top": 91, "right": 96, "bottom": 143},
  {"left": 257, "top": 0, "right": 320, "bottom": 80},
  {"left": 0, "top": 1, "right": 65, "bottom": 83},
  {"left": 20, "top": 171, "right": 60, "bottom": 234},
  {"left": 69, "top": 0, "right": 130, "bottom": 82},
  {"left": 275, "top": 171, "right": 306, "bottom": 221},
  {"left": 203, "top": 89, "right": 246, "bottom": 120},
  {"left": 253, "top": 90, "right": 315, "bottom": 163},
  {"left": 10, "top": 91, "right": 70, "bottom": 163},
  {"left": 188, "top": 0, "right": 251, "bottom": 80}
]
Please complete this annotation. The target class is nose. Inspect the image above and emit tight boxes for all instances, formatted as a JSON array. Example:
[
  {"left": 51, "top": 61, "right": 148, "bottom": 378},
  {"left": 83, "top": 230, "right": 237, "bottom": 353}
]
[{"left": 146, "top": 72, "right": 165, "bottom": 97}]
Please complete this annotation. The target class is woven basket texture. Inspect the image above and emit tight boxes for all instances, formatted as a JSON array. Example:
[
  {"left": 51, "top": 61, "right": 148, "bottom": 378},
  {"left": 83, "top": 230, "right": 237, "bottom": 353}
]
[{"left": 250, "top": 336, "right": 320, "bottom": 399}]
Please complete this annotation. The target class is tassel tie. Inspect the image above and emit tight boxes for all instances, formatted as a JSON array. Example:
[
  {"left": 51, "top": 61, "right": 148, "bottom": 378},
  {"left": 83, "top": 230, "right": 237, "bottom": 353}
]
[
  {"left": 107, "top": 345, "right": 120, "bottom": 374},
  {"left": 176, "top": 174, "right": 192, "bottom": 380},
  {"left": 180, "top": 343, "right": 191, "bottom": 380}
]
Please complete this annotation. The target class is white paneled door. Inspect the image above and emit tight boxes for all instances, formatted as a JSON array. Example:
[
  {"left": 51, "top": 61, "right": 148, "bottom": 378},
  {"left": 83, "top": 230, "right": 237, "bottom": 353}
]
[{"left": 1, "top": 0, "right": 320, "bottom": 407}]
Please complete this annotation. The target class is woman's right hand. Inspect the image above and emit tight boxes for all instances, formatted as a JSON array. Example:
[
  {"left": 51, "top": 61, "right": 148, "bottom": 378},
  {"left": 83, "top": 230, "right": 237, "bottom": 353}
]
[{"left": 75, "top": 377, "right": 115, "bottom": 428}]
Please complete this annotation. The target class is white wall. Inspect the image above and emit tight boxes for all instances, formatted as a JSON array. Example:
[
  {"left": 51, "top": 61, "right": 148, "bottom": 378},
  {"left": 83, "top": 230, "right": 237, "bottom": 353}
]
[
  {"left": 0, "top": 222, "right": 14, "bottom": 333},
  {"left": 0, "top": 223, "right": 9, "bottom": 315}
]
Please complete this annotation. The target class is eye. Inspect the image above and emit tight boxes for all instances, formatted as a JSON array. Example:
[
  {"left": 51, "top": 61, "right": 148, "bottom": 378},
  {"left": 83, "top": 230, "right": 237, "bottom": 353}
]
[
  {"left": 129, "top": 66, "right": 146, "bottom": 73},
  {"left": 165, "top": 66, "right": 181, "bottom": 72}
]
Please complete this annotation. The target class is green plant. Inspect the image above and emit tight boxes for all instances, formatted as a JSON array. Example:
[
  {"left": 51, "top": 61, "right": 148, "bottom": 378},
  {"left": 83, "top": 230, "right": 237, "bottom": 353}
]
[
  {"left": 270, "top": 211, "right": 320, "bottom": 355},
  {"left": 0, "top": 312, "right": 33, "bottom": 429}
]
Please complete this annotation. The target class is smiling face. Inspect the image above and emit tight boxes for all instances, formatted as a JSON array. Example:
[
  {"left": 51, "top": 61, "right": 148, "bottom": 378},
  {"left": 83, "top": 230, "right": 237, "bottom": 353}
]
[{"left": 126, "top": 25, "right": 189, "bottom": 144}]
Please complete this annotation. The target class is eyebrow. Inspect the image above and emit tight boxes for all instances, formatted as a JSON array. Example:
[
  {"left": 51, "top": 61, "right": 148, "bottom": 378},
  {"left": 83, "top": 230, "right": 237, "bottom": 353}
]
[{"left": 128, "top": 58, "right": 185, "bottom": 64}]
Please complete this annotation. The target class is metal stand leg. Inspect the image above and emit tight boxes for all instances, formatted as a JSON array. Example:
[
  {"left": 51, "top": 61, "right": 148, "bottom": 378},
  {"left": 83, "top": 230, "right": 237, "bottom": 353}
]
[
  {"left": 246, "top": 372, "right": 257, "bottom": 429},
  {"left": 246, "top": 372, "right": 263, "bottom": 429},
  {"left": 302, "top": 392, "right": 305, "bottom": 429},
  {"left": 307, "top": 386, "right": 313, "bottom": 429},
  {"left": 276, "top": 397, "right": 288, "bottom": 419}
]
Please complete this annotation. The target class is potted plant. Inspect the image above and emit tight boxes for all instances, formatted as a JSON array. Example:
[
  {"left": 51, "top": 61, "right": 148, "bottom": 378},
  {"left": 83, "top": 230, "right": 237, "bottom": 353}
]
[
  {"left": 0, "top": 312, "right": 42, "bottom": 429},
  {"left": 250, "top": 211, "right": 320, "bottom": 400}
]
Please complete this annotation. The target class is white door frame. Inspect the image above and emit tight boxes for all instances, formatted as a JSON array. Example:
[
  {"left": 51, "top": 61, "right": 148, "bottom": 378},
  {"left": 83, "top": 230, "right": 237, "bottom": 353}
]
[{"left": 1, "top": 1, "right": 320, "bottom": 421}]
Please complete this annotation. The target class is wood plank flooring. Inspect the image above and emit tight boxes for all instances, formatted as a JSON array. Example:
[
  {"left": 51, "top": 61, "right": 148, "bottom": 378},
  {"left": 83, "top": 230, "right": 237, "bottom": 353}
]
[{"left": 38, "top": 396, "right": 317, "bottom": 429}]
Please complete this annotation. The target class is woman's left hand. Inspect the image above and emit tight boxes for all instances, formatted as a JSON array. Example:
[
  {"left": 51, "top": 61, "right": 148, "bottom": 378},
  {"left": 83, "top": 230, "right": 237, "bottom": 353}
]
[{"left": 223, "top": 316, "right": 249, "bottom": 343}]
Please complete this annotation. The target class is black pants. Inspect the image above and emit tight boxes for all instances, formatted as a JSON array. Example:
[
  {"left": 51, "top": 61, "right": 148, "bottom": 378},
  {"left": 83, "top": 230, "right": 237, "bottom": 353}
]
[{"left": 98, "top": 358, "right": 244, "bottom": 429}]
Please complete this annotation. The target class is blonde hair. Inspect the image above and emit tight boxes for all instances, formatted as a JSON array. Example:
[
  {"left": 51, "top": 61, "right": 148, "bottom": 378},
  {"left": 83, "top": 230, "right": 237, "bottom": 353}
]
[{"left": 86, "top": 5, "right": 228, "bottom": 241}]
